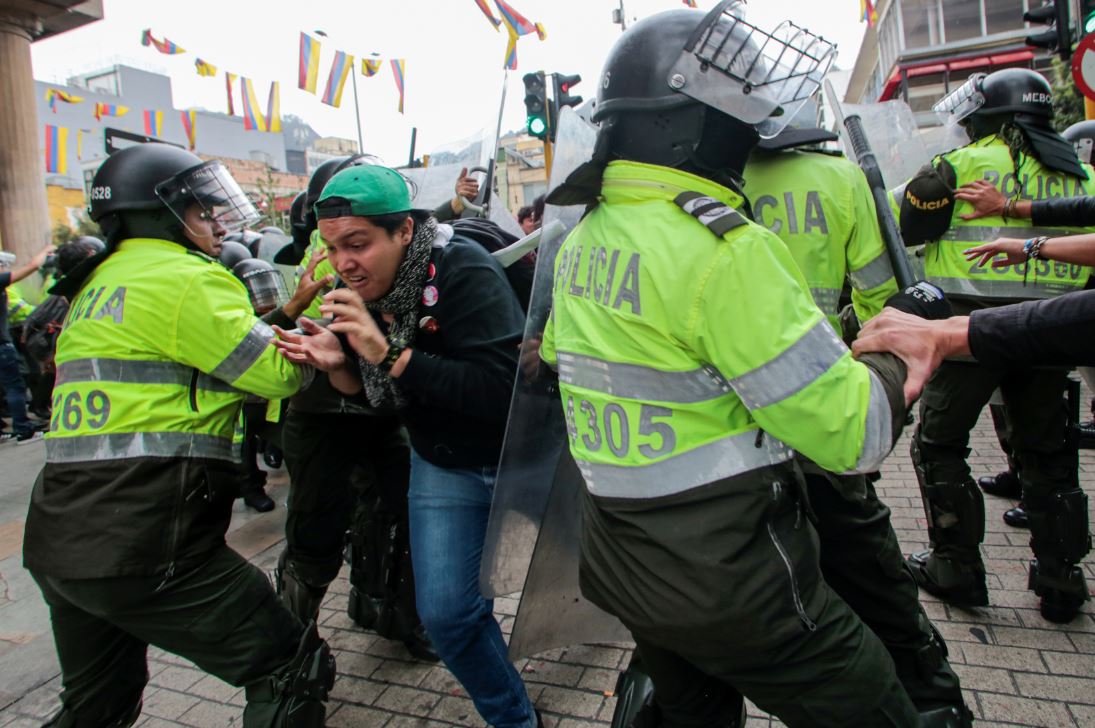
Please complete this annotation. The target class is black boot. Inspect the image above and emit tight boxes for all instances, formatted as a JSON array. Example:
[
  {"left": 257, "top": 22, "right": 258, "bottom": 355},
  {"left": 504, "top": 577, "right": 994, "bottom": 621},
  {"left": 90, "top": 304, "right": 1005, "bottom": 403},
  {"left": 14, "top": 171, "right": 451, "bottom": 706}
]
[
  {"left": 1003, "top": 503, "right": 1029, "bottom": 528},
  {"left": 977, "top": 470, "right": 1021, "bottom": 498},
  {"left": 242, "top": 487, "right": 275, "bottom": 512},
  {"left": 907, "top": 549, "right": 989, "bottom": 607},
  {"left": 403, "top": 623, "right": 440, "bottom": 663}
]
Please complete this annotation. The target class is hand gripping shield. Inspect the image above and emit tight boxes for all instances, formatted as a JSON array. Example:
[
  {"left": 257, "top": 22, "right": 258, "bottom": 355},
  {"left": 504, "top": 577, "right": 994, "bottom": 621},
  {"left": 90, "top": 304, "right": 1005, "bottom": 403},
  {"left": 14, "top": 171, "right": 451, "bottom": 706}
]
[
  {"left": 666, "top": 0, "right": 835, "bottom": 139},
  {"left": 480, "top": 108, "right": 632, "bottom": 660}
]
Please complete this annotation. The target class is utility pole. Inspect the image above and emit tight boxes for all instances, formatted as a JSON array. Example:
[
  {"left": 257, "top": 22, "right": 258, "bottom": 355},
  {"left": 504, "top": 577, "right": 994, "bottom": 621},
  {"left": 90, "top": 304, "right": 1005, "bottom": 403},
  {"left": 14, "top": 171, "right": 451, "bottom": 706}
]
[{"left": 612, "top": 1, "right": 628, "bottom": 32}]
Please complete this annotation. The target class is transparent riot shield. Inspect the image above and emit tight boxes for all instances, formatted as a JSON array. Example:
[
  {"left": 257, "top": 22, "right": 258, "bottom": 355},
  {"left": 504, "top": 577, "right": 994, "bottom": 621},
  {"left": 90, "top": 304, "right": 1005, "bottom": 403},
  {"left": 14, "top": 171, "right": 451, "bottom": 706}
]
[
  {"left": 832, "top": 98, "right": 969, "bottom": 189},
  {"left": 480, "top": 107, "right": 632, "bottom": 659}
]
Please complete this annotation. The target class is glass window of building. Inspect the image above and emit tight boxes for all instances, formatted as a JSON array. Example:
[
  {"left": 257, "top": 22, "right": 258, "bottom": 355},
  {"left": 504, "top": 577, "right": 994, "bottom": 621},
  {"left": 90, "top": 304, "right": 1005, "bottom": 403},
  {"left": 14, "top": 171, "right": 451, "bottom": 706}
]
[
  {"left": 986, "top": 0, "right": 1025, "bottom": 35},
  {"left": 941, "top": 0, "right": 983, "bottom": 42},
  {"left": 902, "top": 0, "right": 944, "bottom": 49},
  {"left": 84, "top": 71, "right": 119, "bottom": 96}
]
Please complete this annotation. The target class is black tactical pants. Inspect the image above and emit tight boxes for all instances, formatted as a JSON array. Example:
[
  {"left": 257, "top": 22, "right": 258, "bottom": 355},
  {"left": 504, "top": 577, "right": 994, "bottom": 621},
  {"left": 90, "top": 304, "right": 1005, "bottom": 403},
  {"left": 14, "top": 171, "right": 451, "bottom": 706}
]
[
  {"left": 806, "top": 471, "right": 966, "bottom": 717},
  {"left": 916, "top": 362, "right": 1076, "bottom": 573},
  {"left": 32, "top": 547, "right": 302, "bottom": 727},
  {"left": 580, "top": 470, "right": 919, "bottom": 728},
  {"left": 280, "top": 409, "right": 411, "bottom": 605}
]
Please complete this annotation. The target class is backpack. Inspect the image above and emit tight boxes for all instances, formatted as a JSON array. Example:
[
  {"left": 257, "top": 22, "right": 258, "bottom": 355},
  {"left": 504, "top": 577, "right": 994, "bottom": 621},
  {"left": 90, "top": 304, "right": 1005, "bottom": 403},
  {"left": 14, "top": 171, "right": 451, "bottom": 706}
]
[
  {"left": 450, "top": 218, "right": 535, "bottom": 312},
  {"left": 22, "top": 295, "right": 69, "bottom": 368}
]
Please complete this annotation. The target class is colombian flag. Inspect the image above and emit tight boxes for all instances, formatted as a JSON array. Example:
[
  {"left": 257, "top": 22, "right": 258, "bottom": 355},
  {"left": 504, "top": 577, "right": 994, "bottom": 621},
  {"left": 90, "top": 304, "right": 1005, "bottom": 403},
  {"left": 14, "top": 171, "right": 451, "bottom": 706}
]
[
  {"left": 493, "top": 0, "right": 545, "bottom": 70},
  {"left": 321, "top": 51, "right": 353, "bottom": 108},
  {"left": 45, "top": 125, "right": 67, "bottom": 174},
  {"left": 143, "top": 110, "right": 164, "bottom": 137},
  {"left": 299, "top": 33, "right": 322, "bottom": 93},
  {"left": 141, "top": 29, "right": 185, "bottom": 55},
  {"left": 241, "top": 77, "right": 268, "bottom": 131},
  {"left": 226, "top": 72, "right": 238, "bottom": 115},
  {"left": 266, "top": 82, "right": 282, "bottom": 133},
  {"left": 362, "top": 58, "right": 383, "bottom": 77},
  {"left": 195, "top": 58, "right": 217, "bottom": 77},
  {"left": 94, "top": 103, "right": 128, "bottom": 121},
  {"left": 181, "top": 110, "right": 197, "bottom": 150},
  {"left": 45, "top": 88, "right": 84, "bottom": 113},
  {"left": 682, "top": 0, "right": 698, "bottom": 7},
  {"left": 860, "top": 0, "right": 878, "bottom": 27},
  {"left": 390, "top": 59, "right": 406, "bottom": 114},
  {"left": 474, "top": 0, "right": 502, "bottom": 30}
]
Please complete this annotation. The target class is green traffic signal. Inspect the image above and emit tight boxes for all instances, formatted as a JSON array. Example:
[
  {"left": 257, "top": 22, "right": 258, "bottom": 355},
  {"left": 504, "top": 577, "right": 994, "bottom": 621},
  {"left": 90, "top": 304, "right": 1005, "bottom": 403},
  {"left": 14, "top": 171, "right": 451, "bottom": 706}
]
[
  {"left": 1086, "top": 13, "right": 1095, "bottom": 34},
  {"left": 528, "top": 116, "right": 547, "bottom": 136}
]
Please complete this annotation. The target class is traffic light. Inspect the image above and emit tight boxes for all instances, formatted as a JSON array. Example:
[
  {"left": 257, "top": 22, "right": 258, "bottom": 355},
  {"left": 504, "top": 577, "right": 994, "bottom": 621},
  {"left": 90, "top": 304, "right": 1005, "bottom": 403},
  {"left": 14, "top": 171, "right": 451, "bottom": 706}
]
[
  {"left": 549, "top": 73, "right": 582, "bottom": 142},
  {"left": 1083, "top": 0, "right": 1095, "bottom": 36},
  {"left": 523, "top": 71, "right": 549, "bottom": 140},
  {"left": 1024, "top": 1, "right": 1072, "bottom": 60}
]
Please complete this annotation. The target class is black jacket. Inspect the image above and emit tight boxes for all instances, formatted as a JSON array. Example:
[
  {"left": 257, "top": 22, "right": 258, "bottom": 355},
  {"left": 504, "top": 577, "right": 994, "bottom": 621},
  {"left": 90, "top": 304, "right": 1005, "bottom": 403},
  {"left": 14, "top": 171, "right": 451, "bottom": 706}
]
[
  {"left": 969, "top": 289, "right": 1095, "bottom": 367},
  {"left": 392, "top": 237, "right": 524, "bottom": 468},
  {"left": 1031, "top": 195, "right": 1095, "bottom": 227}
]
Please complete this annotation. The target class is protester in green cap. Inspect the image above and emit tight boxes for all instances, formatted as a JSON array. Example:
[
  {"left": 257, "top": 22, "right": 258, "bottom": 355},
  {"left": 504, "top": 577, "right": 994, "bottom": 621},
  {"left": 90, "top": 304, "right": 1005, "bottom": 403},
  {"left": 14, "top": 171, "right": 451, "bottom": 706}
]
[{"left": 273, "top": 164, "right": 539, "bottom": 728}]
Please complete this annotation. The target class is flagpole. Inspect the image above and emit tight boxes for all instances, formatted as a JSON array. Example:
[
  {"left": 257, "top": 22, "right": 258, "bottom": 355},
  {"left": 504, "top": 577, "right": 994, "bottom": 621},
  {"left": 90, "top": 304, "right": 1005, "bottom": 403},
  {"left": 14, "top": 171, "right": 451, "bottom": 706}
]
[
  {"left": 350, "top": 63, "right": 365, "bottom": 153},
  {"left": 484, "top": 67, "right": 510, "bottom": 214}
]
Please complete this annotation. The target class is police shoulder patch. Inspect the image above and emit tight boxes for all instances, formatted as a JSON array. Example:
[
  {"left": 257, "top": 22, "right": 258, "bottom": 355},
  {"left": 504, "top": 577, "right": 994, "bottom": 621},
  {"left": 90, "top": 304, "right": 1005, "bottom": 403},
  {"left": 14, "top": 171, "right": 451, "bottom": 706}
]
[{"left": 673, "top": 191, "right": 747, "bottom": 238}]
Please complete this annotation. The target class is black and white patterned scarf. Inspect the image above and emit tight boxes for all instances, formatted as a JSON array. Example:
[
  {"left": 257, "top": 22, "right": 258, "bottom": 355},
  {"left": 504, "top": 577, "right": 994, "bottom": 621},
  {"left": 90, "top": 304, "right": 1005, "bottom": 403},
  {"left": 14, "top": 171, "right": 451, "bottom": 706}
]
[{"left": 357, "top": 215, "right": 438, "bottom": 408}]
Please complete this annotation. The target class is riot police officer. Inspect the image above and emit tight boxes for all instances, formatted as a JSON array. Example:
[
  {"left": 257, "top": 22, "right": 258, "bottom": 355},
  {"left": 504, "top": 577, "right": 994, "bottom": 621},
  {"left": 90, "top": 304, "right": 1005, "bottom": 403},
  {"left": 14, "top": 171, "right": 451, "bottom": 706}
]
[
  {"left": 898, "top": 68, "right": 1094, "bottom": 622},
  {"left": 23, "top": 142, "right": 334, "bottom": 726},
  {"left": 744, "top": 130, "right": 969, "bottom": 725},
  {"left": 541, "top": 4, "right": 919, "bottom": 725}
]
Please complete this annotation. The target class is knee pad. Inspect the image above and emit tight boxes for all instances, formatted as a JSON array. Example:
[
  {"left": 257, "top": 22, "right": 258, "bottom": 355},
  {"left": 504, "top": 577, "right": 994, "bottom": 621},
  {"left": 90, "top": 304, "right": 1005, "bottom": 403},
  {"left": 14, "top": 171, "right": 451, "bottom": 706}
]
[
  {"left": 246, "top": 622, "right": 335, "bottom": 728},
  {"left": 1027, "top": 489, "right": 1092, "bottom": 564},
  {"left": 275, "top": 552, "right": 331, "bottom": 624}
]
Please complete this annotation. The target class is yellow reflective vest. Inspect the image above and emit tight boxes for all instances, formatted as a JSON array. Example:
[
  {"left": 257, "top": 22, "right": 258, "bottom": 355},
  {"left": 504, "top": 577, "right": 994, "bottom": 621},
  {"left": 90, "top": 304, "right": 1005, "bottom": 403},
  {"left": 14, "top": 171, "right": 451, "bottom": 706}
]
[
  {"left": 908, "top": 134, "right": 1095, "bottom": 302},
  {"left": 540, "top": 161, "right": 899, "bottom": 500},
  {"left": 25, "top": 237, "right": 303, "bottom": 579},
  {"left": 745, "top": 148, "right": 898, "bottom": 328}
]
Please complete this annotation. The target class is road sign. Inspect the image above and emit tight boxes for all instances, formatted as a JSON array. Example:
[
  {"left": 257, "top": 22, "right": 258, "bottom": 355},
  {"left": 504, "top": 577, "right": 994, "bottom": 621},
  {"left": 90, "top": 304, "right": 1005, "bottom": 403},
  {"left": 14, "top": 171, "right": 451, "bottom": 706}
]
[{"left": 1071, "top": 33, "right": 1095, "bottom": 100}]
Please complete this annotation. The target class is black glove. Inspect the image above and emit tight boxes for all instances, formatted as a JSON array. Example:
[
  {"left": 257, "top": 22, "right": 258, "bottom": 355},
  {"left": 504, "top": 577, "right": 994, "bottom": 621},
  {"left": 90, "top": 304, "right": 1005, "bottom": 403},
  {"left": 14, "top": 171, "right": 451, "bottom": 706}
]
[{"left": 885, "top": 281, "right": 951, "bottom": 320}]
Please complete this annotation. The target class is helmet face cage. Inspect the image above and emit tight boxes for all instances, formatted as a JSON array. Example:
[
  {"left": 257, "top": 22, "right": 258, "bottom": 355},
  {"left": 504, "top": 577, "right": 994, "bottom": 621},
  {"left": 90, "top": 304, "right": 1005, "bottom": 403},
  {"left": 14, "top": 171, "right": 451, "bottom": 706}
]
[
  {"left": 239, "top": 267, "right": 289, "bottom": 314},
  {"left": 932, "top": 73, "right": 987, "bottom": 122},
  {"left": 668, "top": 0, "right": 836, "bottom": 139},
  {"left": 155, "top": 161, "right": 260, "bottom": 236}
]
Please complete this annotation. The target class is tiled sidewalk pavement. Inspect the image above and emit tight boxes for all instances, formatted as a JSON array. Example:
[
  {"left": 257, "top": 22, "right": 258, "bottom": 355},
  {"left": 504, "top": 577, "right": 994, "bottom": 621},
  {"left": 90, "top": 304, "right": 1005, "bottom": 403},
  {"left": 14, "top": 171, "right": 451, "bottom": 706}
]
[{"left": 1, "top": 405, "right": 1093, "bottom": 727}]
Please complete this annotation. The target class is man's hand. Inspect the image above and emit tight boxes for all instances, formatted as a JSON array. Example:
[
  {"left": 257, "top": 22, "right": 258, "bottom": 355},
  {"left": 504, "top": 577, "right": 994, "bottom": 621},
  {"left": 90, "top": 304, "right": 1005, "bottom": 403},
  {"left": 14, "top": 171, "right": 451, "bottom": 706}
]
[
  {"left": 852, "top": 309, "right": 970, "bottom": 405},
  {"left": 272, "top": 318, "right": 346, "bottom": 371},
  {"left": 450, "top": 167, "right": 480, "bottom": 214},
  {"left": 318, "top": 287, "right": 389, "bottom": 363},
  {"left": 963, "top": 238, "right": 1026, "bottom": 268},
  {"left": 282, "top": 248, "right": 334, "bottom": 319},
  {"left": 955, "top": 179, "right": 1006, "bottom": 220}
]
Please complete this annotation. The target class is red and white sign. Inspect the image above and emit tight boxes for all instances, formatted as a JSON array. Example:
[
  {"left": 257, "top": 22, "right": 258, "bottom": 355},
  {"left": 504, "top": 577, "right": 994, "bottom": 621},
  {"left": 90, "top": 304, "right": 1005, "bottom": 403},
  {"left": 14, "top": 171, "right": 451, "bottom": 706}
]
[{"left": 1072, "top": 33, "right": 1095, "bottom": 100}]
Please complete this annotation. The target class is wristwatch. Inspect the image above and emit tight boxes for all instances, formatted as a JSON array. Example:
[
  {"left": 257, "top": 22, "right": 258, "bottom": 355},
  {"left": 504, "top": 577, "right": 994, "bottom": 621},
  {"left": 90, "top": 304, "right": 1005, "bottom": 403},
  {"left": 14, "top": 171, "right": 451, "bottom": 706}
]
[{"left": 378, "top": 336, "right": 407, "bottom": 373}]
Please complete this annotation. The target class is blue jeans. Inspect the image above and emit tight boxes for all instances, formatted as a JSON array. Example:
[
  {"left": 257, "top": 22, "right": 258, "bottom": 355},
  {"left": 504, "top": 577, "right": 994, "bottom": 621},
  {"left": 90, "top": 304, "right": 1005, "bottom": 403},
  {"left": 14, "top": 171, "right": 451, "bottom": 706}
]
[
  {"left": 0, "top": 342, "right": 31, "bottom": 436},
  {"left": 408, "top": 449, "right": 536, "bottom": 728}
]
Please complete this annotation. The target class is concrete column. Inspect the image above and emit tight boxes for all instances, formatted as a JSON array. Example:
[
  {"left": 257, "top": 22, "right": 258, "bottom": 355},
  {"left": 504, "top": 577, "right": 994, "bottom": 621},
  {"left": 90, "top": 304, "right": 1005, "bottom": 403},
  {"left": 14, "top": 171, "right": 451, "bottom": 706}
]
[{"left": 0, "top": 16, "right": 51, "bottom": 278}]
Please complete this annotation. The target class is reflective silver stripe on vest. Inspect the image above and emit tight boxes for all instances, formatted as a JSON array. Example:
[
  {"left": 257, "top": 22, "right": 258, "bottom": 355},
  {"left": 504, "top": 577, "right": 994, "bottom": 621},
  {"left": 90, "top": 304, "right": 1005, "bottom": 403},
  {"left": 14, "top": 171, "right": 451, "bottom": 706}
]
[
  {"left": 210, "top": 320, "right": 275, "bottom": 384},
  {"left": 556, "top": 351, "right": 731, "bottom": 404},
  {"left": 932, "top": 276, "right": 1077, "bottom": 300},
  {"left": 809, "top": 287, "right": 840, "bottom": 316},
  {"left": 849, "top": 253, "right": 895, "bottom": 291},
  {"left": 849, "top": 369, "right": 893, "bottom": 474},
  {"left": 728, "top": 319, "right": 847, "bottom": 410},
  {"left": 939, "top": 225, "right": 1071, "bottom": 242},
  {"left": 46, "top": 431, "right": 238, "bottom": 464},
  {"left": 577, "top": 429, "right": 794, "bottom": 499},
  {"left": 55, "top": 358, "right": 238, "bottom": 393}
]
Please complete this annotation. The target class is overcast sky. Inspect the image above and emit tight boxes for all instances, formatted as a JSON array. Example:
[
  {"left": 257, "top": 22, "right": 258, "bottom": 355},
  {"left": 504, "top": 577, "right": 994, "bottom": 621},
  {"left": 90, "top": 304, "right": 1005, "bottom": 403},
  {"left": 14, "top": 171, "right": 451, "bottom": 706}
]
[{"left": 31, "top": 0, "right": 869, "bottom": 165}]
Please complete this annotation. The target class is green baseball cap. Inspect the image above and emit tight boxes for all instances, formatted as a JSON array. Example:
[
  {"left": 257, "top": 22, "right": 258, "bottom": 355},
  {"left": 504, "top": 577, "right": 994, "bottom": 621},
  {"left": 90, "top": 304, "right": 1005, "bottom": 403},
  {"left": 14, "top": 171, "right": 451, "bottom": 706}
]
[{"left": 315, "top": 164, "right": 412, "bottom": 219}]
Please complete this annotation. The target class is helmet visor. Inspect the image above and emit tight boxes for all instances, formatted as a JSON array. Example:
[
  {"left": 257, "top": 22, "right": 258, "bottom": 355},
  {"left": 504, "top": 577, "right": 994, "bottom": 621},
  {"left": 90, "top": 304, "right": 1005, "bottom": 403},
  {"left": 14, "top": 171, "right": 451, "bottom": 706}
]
[
  {"left": 670, "top": 1, "right": 836, "bottom": 138},
  {"left": 240, "top": 268, "right": 289, "bottom": 314},
  {"left": 156, "top": 161, "right": 260, "bottom": 234},
  {"left": 932, "top": 74, "right": 986, "bottom": 122}
]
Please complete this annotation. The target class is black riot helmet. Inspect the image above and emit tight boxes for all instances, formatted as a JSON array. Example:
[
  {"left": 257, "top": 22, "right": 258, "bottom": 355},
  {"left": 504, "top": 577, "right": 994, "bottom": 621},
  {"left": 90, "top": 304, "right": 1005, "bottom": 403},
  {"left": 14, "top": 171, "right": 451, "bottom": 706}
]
[
  {"left": 934, "top": 68, "right": 1085, "bottom": 178},
  {"left": 580, "top": 2, "right": 834, "bottom": 192},
  {"left": 1063, "top": 120, "right": 1095, "bottom": 165},
  {"left": 232, "top": 258, "right": 289, "bottom": 315},
  {"left": 274, "top": 191, "right": 309, "bottom": 265},
  {"left": 219, "top": 239, "right": 253, "bottom": 269}
]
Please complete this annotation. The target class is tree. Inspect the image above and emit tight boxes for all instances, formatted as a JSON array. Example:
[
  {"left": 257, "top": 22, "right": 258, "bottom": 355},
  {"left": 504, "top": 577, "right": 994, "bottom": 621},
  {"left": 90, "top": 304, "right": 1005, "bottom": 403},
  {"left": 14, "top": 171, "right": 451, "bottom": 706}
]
[
  {"left": 51, "top": 211, "right": 101, "bottom": 246},
  {"left": 1051, "top": 58, "right": 1084, "bottom": 131},
  {"left": 254, "top": 164, "right": 290, "bottom": 231}
]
